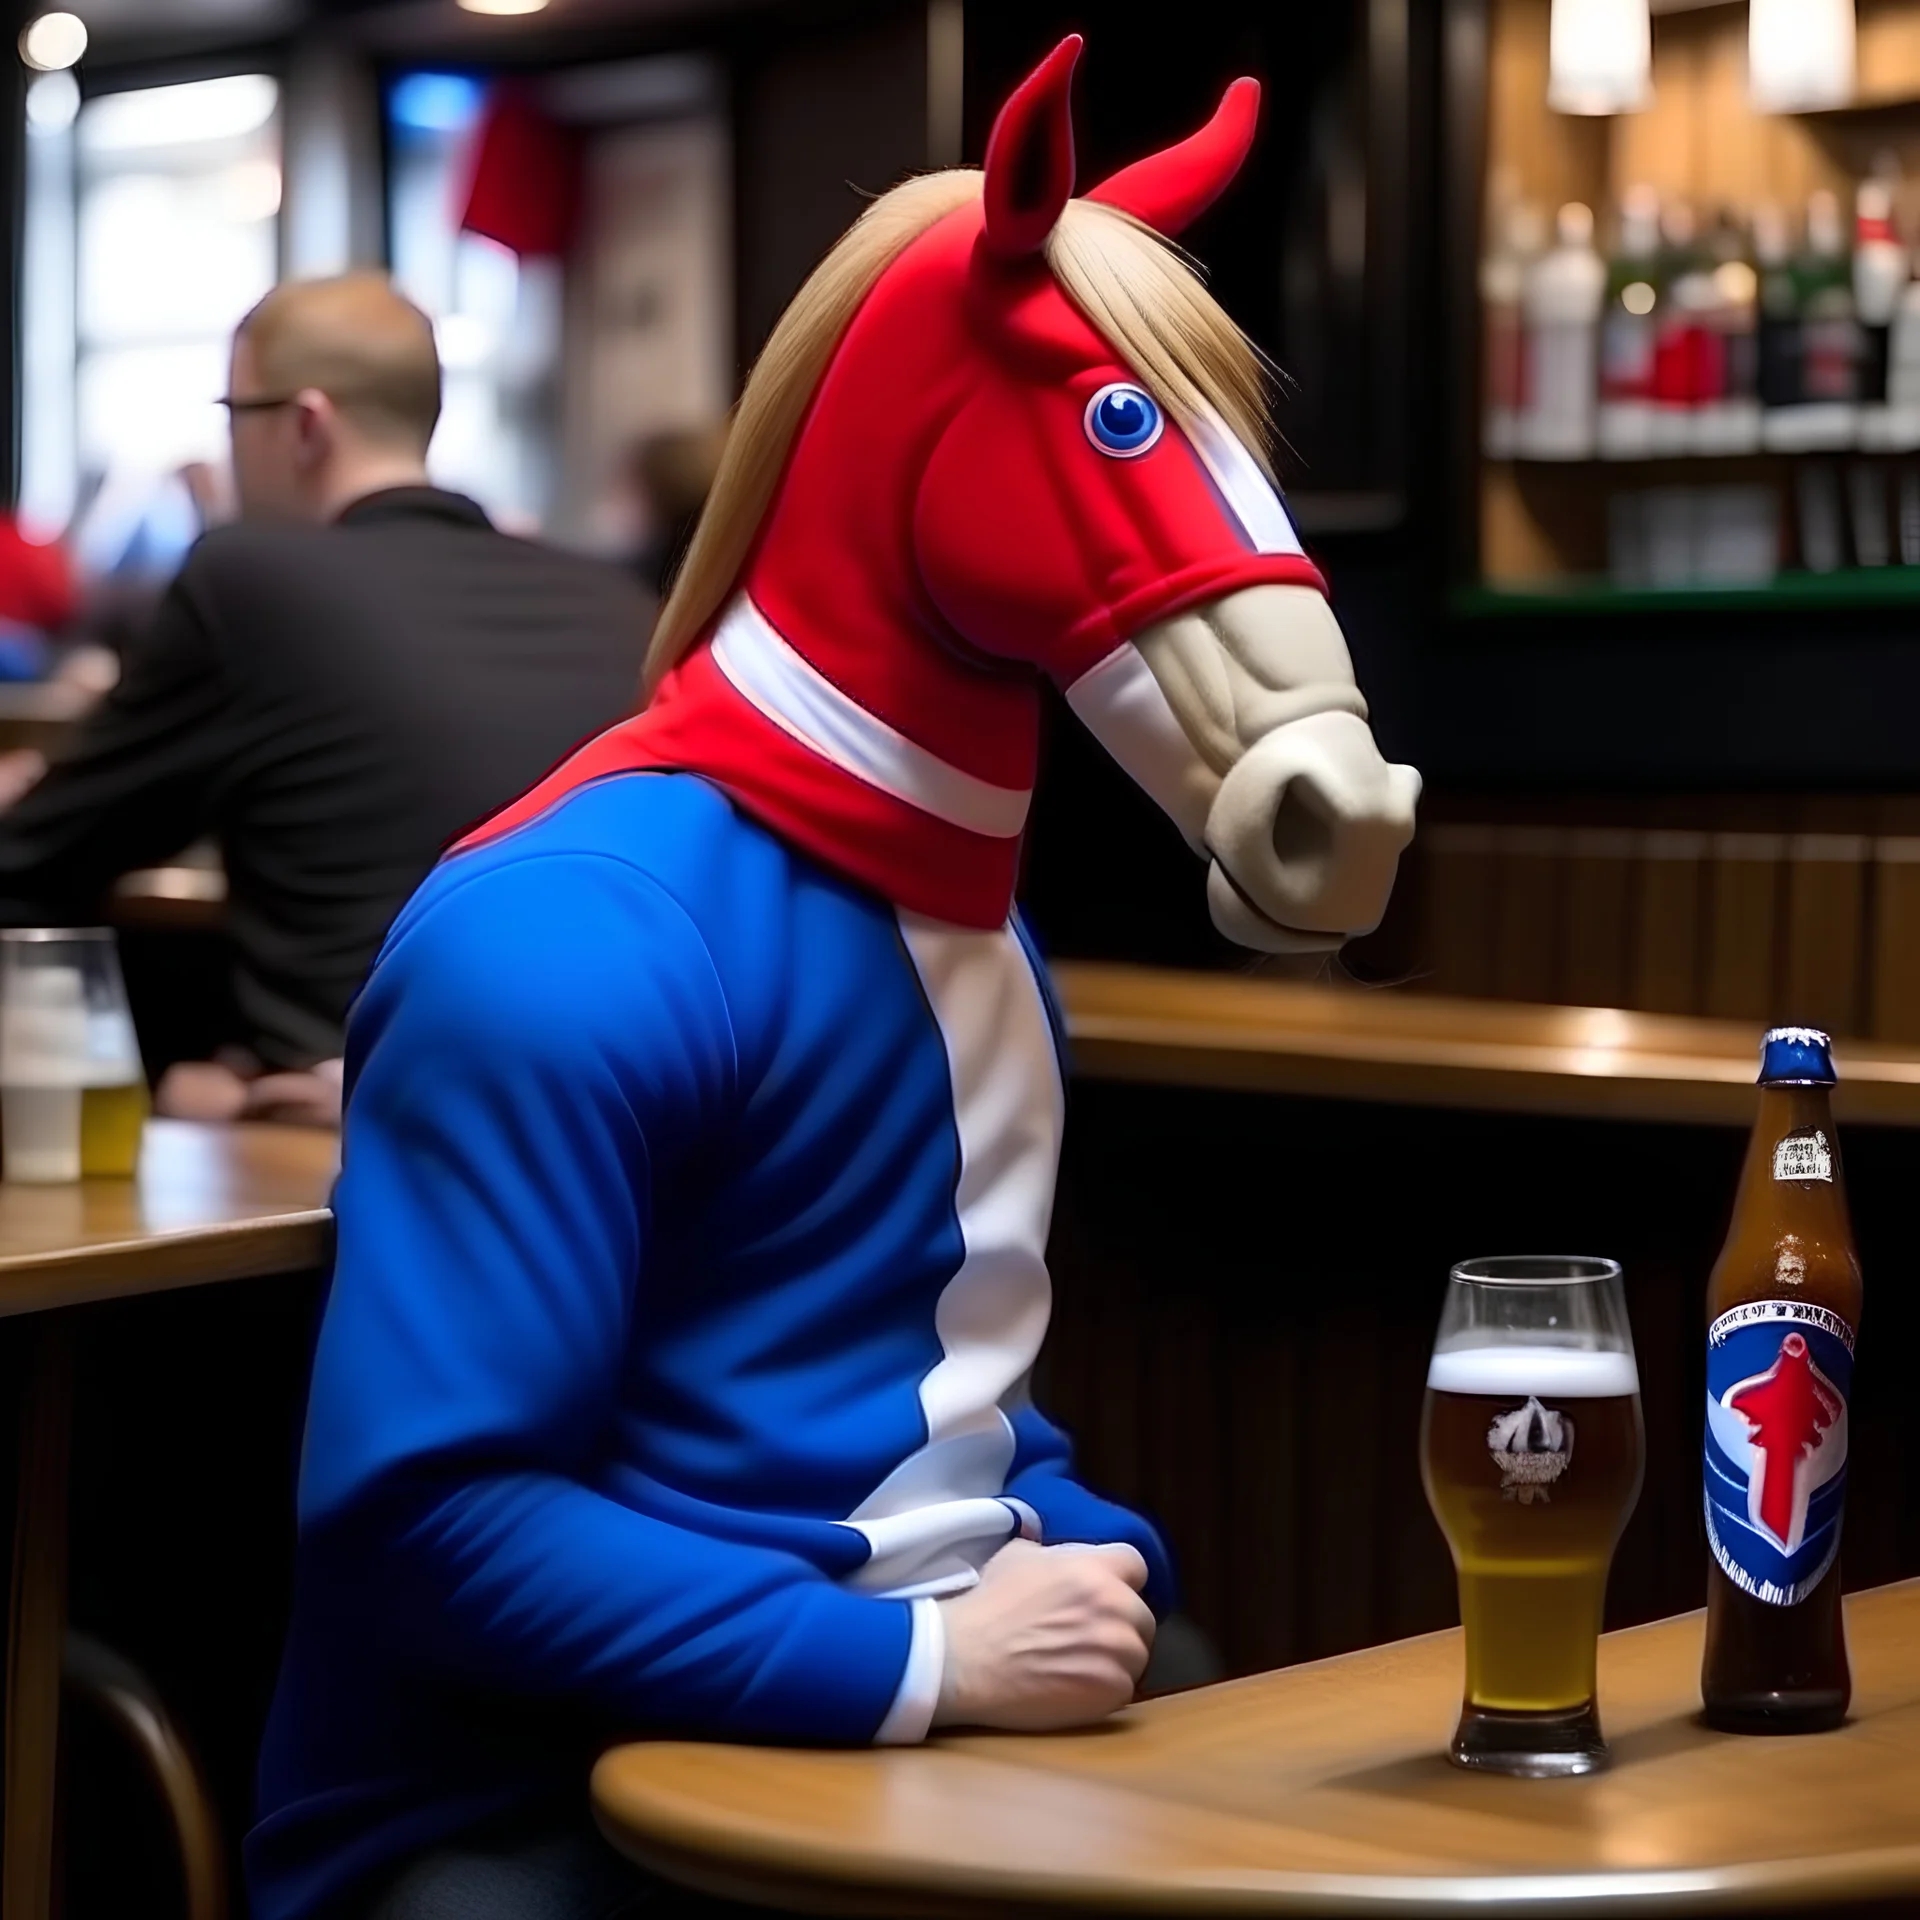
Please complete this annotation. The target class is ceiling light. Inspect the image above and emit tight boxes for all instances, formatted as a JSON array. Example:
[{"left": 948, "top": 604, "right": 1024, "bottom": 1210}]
[
  {"left": 19, "top": 11, "right": 87, "bottom": 73},
  {"left": 1750, "top": 0, "right": 1854, "bottom": 113},
  {"left": 1548, "top": 0, "right": 1651, "bottom": 115},
  {"left": 455, "top": 0, "right": 550, "bottom": 15}
]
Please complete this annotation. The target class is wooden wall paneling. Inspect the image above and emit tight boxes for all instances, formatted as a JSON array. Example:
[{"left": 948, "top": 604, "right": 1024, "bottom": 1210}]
[
  {"left": 1142, "top": 1277, "right": 1229, "bottom": 1661},
  {"left": 1610, "top": 2, "right": 1849, "bottom": 215},
  {"left": 1870, "top": 833, "right": 1920, "bottom": 1043},
  {"left": 1701, "top": 831, "right": 1787, "bottom": 1023},
  {"left": 1611, "top": 5, "right": 1712, "bottom": 204},
  {"left": 1376, "top": 1299, "right": 1460, "bottom": 1647},
  {"left": 1407, "top": 796, "right": 1911, "bottom": 1035},
  {"left": 1486, "top": 0, "right": 1608, "bottom": 219},
  {"left": 1856, "top": 0, "right": 1920, "bottom": 109},
  {"left": 1422, "top": 825, "right": 1500, "bottom": 997},
  {"left": 1607, "top": 1243, "right": 1709, "bottom": 1631},
  {"left": 1783, "top": 833, "right": 1870, "bottom": 1035},
  {"left": 1479, "top": 469, "right": 1568, "bottom": 585},
  {"left": 1490, "top": 827, "right": 1566, "bottom": 1002},
  {"left": 1630, "top": 830, "right": 1707, "bottom": 1015},
  {"left": 1480, "top": 465, "right": 1613, "bottom": 584},
  {"left": 1299, "top": 1297, "right": 1388, "bottom": 1658},
  {"left": 1560, "top": 828, "right": 1636, "bottom": 1008},
  {"left": 1224, "top": 1318, "right": 1302, "bottom": 1676}
]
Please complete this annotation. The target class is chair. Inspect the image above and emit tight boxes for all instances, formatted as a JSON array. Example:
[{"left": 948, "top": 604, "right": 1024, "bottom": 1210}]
[{"left": 63, "top": 1631, "right": 227, "bottom": 1920}]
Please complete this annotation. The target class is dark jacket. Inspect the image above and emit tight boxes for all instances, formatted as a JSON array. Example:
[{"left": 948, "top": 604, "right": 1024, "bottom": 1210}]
[{"left": 0, "top": 488, "right": 649, "bottom": 1066}]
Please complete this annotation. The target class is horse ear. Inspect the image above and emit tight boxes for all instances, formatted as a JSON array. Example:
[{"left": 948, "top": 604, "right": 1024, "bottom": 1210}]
[
  {"left": 981, "top": 35, "right": 1081, "bottom": 260},
  {"left": 1086, "top": 76, "right": 1260, "bottom": 237}
]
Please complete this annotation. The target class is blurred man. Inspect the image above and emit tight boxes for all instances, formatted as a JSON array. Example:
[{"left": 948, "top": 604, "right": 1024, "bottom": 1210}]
[{"left": 0, "top": 273, "right": 648, "bottom": 1121}]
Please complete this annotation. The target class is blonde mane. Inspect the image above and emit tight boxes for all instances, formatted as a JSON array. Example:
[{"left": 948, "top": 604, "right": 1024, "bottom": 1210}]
[{"left": 644, "top": 174, "right": 1274, "bottom": 692}]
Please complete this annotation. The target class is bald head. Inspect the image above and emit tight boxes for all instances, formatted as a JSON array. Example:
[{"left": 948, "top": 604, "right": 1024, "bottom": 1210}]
[
  {"left": 227, "top": 275, "right": 442, "bottom": 524},
  {"left": 236, "top": 273, "right": 441, "bottom": 450}
]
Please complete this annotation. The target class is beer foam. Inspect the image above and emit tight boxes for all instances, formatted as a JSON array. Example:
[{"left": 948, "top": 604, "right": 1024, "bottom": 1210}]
[{"left": 1426, "top": 1346, "right": 1640, "bottom": 1398}]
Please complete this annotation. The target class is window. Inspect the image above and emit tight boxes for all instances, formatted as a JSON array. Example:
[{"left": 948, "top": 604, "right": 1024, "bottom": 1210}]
[
  {"left": 386, "top": 72, "right": 560, "bottom": 530},
  {"left": 21, "top": 72, "right": 281, "bottom": 572}
]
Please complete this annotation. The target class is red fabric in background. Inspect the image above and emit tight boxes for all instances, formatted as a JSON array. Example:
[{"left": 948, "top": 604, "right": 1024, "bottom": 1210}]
[
  {"left": 458, "top": 85, "right": 582, "bottom": 258},
  {"left": 0, "top": 520, "right": 74, "bottom": 632}
]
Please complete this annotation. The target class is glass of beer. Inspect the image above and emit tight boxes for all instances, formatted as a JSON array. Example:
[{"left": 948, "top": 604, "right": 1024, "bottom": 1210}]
[
  {"left": 0, "top": 929, "right": 147, "bottom": 1183},
  {"left": 1420, "top": 1255, "right": 1644, "bottom": 1776}
]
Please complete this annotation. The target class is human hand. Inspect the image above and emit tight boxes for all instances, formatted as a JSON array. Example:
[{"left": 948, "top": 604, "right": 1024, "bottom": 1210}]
[
  {"left": 241, "top": 1057, "right": 344, "bottom": 1128},
  {"left": 932, "top": 1539, "right": 1154, "bottom": 1732},
  {"left": 155, "top": 1055, "right": 344, "bottom": 1128}
]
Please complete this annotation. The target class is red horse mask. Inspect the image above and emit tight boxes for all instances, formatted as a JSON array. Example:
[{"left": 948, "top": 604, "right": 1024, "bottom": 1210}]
[{"left": 468, "top": 40, "right": 1353, "bottom": 930}]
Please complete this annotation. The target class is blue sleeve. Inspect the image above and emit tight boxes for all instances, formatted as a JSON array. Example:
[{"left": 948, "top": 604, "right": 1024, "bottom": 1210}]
[
  {"left": 1003, "top": 1399, "right": 1176, "bottom": 1616},
  {"left": 300, "top": 852, "right": 914, "bottom": 1744}
]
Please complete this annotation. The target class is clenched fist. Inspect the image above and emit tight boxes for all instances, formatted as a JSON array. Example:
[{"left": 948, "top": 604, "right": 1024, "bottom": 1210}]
[{"left": 932, "top": 1539, "right": 1155, "bottom": 1732}]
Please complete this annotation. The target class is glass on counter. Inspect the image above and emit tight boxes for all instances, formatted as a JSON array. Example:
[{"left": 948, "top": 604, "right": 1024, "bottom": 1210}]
[
  {"left": 0, "top": 927, "right": 147, "bottom": 1182},
  {"left": 1421, "top": 1256, "right": 1646, "bottom": 1776}
]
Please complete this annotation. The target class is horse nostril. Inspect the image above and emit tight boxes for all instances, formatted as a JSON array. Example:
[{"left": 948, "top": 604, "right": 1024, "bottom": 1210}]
[{"left": 1269, "top": 782, "right": 1331, "bottom": 873}]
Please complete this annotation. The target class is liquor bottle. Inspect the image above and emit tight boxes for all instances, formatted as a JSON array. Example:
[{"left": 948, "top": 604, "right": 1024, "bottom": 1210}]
[
  {"left": 1483, "top": 193, "right": 1545, "bottom": 461},
  {"left": 1701, "top": 1026, "right": 1861, "bottom": 1734},
  {"left": 1853, "top": 175, "right": 1907, "bottom": 448},
  {"left": 1652, "top": 201, "right": 1707, "bottom": 454},
  {"left": 1755, "top": 203, "right": 1803, "bottom": 430},
  {"left": 1887, "top": 258, "right": 1920, "bottom": 451},
  {"left": 1598, "top": 186, "right": 1662, "bottom": 459},
  {"left": 1705, "top": 209, "right": 1760, "bottom": 455},
  {"left": 1520, "top": 201, "right": 1604, "bottom": 460},
  {"left": 1795, "top": 189, "right": 1861, "bottom": 451}
]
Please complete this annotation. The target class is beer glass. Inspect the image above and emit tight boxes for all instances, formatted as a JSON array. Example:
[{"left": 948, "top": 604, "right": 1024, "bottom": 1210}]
[
  {"left": 1420, "top": 1256, "right": 1644, "bottom": 1776},
  {"left": 0, "top": 929, "right": 146, "bottom": 1183}
]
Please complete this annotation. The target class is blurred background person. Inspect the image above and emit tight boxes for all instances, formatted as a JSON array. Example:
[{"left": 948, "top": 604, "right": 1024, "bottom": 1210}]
[
  {"left": 0, "top": 272, "right": 649, "bottom": 1124},
  {"left": 620, "top": 422, "right": 727, "bottom": 603}
]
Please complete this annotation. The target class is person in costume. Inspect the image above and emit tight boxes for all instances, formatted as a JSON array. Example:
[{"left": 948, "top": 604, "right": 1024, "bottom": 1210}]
[{"left": 249, "top": 40, "right": 1420, "bottom": 1920}]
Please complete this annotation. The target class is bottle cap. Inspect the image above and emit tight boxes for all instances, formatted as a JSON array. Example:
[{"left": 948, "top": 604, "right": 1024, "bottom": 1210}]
[{"left": 1759, "top": 1025, "right": 1836, "bottom": 1086}]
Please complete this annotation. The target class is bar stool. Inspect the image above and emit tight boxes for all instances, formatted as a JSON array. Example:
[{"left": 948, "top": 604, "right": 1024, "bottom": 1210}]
[{"left": 63, "top": 1632, "right": 226, "bottom": 1920}]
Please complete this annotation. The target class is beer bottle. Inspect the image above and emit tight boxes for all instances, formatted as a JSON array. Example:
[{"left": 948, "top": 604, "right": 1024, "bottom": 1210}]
[{"left": 1701, "top": 1026, "right": 1861, "bottom": 1733}]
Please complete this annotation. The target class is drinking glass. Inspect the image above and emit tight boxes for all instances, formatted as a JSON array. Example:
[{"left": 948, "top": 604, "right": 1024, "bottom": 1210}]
[
  {"left": 1420, "top": 1255, "right": 1645, "bottom": 1776},
  {"left": 0, "top": 929, "right": 146, "bottom": 1183}
]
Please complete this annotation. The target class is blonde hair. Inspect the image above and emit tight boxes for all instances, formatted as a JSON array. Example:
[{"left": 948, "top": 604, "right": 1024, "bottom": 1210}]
[
  {"left": 644, "top": 174, "right": 1273, "bottom": 692},
  {"left": 237, "top": 272, "right": 441, "bottom": 450}
]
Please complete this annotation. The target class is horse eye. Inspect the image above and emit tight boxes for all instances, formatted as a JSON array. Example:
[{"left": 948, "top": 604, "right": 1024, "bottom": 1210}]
[{"left": 1083, "top": 383, "right": 1164, "bottom": 458}]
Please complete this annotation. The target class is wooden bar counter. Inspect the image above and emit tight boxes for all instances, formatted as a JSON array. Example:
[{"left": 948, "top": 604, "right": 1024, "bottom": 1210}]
[
  {"left": 593, "top": 1579, "right": 1920, "bottom": 1918},
  {"left": 1052, "top": 962, "right": 1920, "bottom": 1128},
  {"left": 0, "top": 1118, "right": 334, "bottom": 1317}
]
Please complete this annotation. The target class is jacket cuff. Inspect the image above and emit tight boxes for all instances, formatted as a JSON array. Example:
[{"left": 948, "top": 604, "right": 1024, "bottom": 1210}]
[
  {"left": 1001, "top": 1476, "right": 1177, "bottom": 1619},
  {"left": 1000, "top": 1497, "right": 1043, "bottom": 1542},
  {"left": 872, "top": 1597, "right": 945, "bottom": 1745}
]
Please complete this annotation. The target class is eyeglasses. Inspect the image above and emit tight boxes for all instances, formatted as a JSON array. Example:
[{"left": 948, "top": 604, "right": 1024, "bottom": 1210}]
[{"left": 216, "top": 393, "right": 298, "bottom": 416}]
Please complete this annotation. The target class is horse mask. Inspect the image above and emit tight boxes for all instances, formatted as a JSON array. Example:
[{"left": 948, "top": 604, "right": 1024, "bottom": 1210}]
[{"left": 471, "top": 37, "right": 1420, "bottom": 950}]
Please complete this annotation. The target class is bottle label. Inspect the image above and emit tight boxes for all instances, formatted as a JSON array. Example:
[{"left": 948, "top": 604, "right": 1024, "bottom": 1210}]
[
  {"left": 1772, "top": 1128, "right": 1833, "bottom": 1183},
  {"left": 1704, "top": 1300, "right": 1853, "bottom": 1606}
]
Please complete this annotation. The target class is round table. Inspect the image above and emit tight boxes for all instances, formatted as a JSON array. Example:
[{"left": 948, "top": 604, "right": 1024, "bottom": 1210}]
[{"left": 593, "top": 1578, "right": 1920, "bottom": 1916}]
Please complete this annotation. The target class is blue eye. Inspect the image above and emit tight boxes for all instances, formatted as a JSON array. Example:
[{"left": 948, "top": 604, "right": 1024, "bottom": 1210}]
[{"left": 1083, "top": 382, "right": 1163, "bottom": 458}]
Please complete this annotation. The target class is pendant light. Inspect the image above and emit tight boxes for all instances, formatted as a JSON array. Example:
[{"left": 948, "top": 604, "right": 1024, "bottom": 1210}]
[
  {"left": 1750, "top": 0, "right": 1855, "bottom": 113},
  {"left": 1547, "top": 0, "right": 1652, "bottom": 116}
]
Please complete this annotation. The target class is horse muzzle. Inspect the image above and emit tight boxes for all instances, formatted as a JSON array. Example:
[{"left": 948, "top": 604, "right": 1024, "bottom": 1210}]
[{"left": 1203, "top": 710, "right": 1421, "bottom": 954}]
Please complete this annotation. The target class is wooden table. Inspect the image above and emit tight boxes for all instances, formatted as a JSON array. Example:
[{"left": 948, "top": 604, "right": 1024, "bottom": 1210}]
[
  {"left": 594, "top": 1579, "right": 1920, "bottom": 1917},
  {"left": 1053, "top": 962, "right": 1920, "bottom": 1128},
  {"left": 0, "top": 1120, "right": 337, "bottom": 1920}
]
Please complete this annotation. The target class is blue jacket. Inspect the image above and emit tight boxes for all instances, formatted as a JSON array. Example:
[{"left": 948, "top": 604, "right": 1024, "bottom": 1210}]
[{"left": 247, "top": 772, "right": 1171, "bottom": 1920}]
